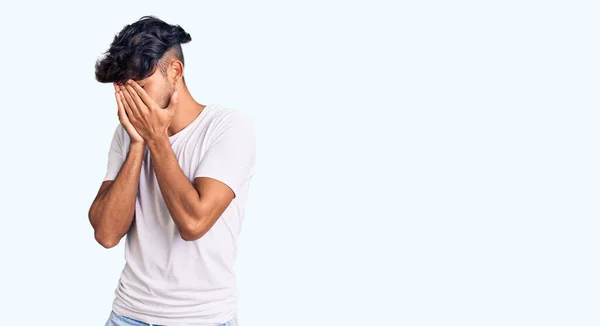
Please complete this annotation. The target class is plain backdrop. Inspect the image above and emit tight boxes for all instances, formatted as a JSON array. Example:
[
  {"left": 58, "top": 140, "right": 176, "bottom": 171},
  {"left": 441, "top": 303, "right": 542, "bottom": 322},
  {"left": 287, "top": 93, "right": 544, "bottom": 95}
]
[{"left": 0, "top": 1, "right": 598, "bottom": 325}]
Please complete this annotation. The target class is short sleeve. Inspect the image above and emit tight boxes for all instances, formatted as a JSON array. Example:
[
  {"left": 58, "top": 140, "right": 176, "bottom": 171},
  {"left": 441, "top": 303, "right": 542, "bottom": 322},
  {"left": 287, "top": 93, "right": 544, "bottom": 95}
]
[
  {"left": 193, "top": 111, "right": 256, "bottom": 197},
  {"left": 103, "top": 124, "right": 126, "bottom": 181}
]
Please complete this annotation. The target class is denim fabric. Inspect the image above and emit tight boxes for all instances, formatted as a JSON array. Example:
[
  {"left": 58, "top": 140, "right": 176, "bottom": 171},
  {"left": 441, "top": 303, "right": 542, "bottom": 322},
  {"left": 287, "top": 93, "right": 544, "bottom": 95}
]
[{"left": 105, "top": 310, "right": 239, "bottom": 326}]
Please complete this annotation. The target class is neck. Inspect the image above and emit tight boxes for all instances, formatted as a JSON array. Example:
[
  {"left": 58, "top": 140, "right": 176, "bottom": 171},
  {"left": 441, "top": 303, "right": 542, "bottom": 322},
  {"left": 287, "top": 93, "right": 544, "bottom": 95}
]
[{"left": 167, "top": 84, "right": 205, "bottom": 137}]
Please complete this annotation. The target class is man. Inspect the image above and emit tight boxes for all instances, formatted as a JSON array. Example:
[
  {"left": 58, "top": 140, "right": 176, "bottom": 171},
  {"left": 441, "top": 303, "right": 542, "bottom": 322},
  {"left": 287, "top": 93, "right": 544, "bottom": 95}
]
[{"left": 89, "top": 16, "right": 255, "bottom": 326}]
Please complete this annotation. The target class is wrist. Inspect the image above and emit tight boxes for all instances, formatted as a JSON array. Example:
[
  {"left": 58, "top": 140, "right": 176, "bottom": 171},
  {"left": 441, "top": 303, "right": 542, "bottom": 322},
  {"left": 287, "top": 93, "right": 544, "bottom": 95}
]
[
  {"left": 146, "top": 134, "right": 169, "bottom": 149},
  {"left": 129, "top": 142, "right": 146, "bottom": 153}
]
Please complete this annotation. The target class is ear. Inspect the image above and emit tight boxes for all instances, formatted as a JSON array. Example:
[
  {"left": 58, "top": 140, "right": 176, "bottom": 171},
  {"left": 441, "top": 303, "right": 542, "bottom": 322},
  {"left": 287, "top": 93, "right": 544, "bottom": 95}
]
[{"left": 169, "top": 59, "right": 184, "bottom": 85}]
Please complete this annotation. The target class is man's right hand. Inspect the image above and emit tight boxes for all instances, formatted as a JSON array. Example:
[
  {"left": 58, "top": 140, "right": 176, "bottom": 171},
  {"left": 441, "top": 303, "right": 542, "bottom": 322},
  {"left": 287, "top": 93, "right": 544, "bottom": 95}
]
[{"left": 114, "top": 82, "right": 145, "bottom": 145}]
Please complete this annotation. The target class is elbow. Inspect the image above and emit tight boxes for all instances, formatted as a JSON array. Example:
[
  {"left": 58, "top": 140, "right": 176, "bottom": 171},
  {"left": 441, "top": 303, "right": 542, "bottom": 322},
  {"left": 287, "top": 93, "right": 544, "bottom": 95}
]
[
  {"left": 181, "top": 235, "right": 199, "bottom": 241},
  {"left": 180, "top": 230, "right": 205, "bottom": 242},
  {"left": 179, "top": 223, "right": 207, "bottom": 242},
  {"left": 89, "top": 211, "right": 120, "bottom": 248},
  {"left": 94, "top": 231, "right": 120, "bottom": 249}
]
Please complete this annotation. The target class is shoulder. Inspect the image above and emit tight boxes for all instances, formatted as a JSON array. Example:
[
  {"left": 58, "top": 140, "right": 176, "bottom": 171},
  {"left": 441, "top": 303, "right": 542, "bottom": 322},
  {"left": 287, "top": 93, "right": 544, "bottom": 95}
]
[
  {"left": 111, "top": 122, "right": 124, "bottom": 134},
  {"left": 208, "top": 104, "right": 253, "bottom": 123},
  {"left": 109, "top": 123, "right": 125, "bottom": 142},
  {"left": 206, "top": 104, "right": 255, "bottom": 133},
  {"left": 110, "top": 124, "right": 131, "bottom": 149}
]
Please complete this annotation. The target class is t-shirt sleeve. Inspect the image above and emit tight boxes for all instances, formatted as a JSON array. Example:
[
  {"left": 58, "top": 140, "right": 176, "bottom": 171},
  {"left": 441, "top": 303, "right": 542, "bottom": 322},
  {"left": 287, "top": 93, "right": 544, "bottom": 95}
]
[
  {"left": 103, "top": 124, "right": 126, "bottom": 181},
  {"left": 193, "top": 111, "right": 256, "bottom": 197}
]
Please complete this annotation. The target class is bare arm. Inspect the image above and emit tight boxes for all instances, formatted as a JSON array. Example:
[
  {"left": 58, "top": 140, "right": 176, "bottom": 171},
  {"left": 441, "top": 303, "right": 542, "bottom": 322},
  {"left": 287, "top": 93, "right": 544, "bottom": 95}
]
[
  {"left": 88, "top": 143, "right": 145, "bottom": 248},
  {"left": 147, "top": 136, "right": 234, "bottom": 241}
]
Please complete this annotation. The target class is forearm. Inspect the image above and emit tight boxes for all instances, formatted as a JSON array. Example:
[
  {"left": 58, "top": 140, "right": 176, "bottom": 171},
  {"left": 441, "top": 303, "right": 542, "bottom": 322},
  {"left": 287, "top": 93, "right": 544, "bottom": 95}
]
[
  {"left": 147, "top": 136, "right": 205, "bottom": 240},
  {"left": 89, "top": 143, "right": 145, "bottom": 247}
]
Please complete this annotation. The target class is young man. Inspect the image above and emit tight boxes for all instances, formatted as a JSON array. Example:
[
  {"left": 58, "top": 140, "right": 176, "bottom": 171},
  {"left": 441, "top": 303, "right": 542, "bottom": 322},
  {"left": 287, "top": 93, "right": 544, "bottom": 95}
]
[{"left": 89, "top": 16, "right": 255, "bottom": 326}]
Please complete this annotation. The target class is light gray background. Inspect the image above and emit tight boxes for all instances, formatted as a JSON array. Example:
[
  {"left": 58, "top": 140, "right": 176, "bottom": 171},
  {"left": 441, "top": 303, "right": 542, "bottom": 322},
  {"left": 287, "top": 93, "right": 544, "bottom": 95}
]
[{"left": 0, "top": 1, "right": 597, "bottom": 325}]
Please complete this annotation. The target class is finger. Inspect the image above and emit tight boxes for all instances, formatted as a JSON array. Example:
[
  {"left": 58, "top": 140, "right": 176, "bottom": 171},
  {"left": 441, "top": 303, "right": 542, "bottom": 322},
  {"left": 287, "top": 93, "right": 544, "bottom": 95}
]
[
  {"left": 119, "top": 90, "right": 136, "bottom": 121},
  {"left": 127, "top": 80, "right": 155, "bottom": 109},
  {"left": 115, "top": 90, "right": 128, "bottom": 118},
  {"left": 115, "top": 92, "right": 128, "bottom": 122},
  {"left": 120, "top": 85, "right": 140, "bottom": 119},
  {"left": 124, "top": 82, "right": 148, "bottom": 113}
]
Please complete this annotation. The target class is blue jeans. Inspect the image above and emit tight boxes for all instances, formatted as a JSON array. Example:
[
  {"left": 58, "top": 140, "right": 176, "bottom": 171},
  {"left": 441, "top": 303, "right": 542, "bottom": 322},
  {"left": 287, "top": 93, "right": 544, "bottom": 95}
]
[{"left": 105, "top": 310, "right": 239, "bottom": 326}]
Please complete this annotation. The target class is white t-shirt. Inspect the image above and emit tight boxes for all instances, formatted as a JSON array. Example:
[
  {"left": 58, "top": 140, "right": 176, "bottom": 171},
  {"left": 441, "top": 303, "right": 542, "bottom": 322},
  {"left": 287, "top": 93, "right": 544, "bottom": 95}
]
[{"left": 102, "top": 104, "right": 256, "bottom": 325}]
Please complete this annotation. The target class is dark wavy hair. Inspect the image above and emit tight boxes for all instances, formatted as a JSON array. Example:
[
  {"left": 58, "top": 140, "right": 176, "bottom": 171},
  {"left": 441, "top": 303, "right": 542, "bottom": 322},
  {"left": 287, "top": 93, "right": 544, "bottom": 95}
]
[{"left": 95, "top": 16, "right": 191, "bottom": 85}]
